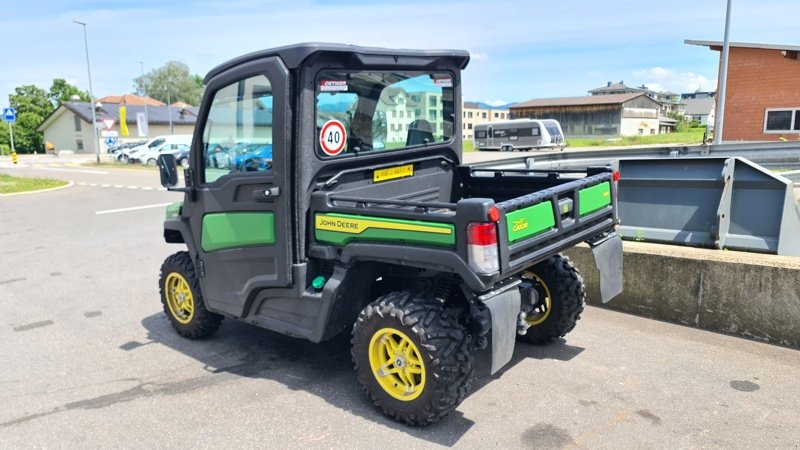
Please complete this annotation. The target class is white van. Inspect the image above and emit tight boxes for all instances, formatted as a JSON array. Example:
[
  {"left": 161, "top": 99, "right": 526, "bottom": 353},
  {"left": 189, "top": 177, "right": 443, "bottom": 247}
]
[
  {"left": 474, "top": 119, "right": 565, "bottom": 151},
  {"left": 121, "top": 135, "right": 193, "bottom": 163}
]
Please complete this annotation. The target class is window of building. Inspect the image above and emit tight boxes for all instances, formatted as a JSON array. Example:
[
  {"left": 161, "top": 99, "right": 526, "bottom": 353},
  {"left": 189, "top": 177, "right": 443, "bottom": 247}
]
[
  {"left": 764, "top": 109, "right": 800, "bottom": 133},
  {"left": 467, "top": 123, "right": 473, "bottom": 130},
  {"left": 429, "top": 96, "right": 437, "bottom": 107},
  {"left": 391, "top": 110, "right": 397, "bottom": 118},
  {"left": 482, "top": 112, "right": 487, "bottom": 119},
  {"left": 494, "top": 112, "right": 498, "bottom": 118},
  {"left": 399, "top": 111, "right": 405, "bottom": 118},
  {"left": 468, "top": 111, "right": 473, "bottom": 119},
  {"left": 76, "top": 139, "right": 83, "bottom": 150},
  {"left": 74, "top": 115, "right": 82, "bottom": 132}
]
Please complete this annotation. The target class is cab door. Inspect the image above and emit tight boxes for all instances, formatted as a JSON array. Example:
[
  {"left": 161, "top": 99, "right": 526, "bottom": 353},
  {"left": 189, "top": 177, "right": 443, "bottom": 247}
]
[{"left": 183, "top": 57, "right": 292, "bottom": 318}]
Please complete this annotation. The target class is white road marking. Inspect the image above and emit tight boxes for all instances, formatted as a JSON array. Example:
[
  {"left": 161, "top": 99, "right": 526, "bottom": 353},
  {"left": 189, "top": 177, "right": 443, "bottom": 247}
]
[
  {"left": 127, "top": 186, "right": 138, "bottom": 189},
  {"left": 96, "top": 202, "right": 173, "bottom": 215},
  {"left": 78, "top": 182, "right": 87, "bottom": 185},
  {"left": 141, "top": 187, "right": 154, "bottom": 190},
  {"left": 157, "top": 188, "right": 167, "bottom": 191},
  {"left": 89, "top": 183, "right": 97, "bottom": 186},
  {"left": 101, "top": 184, "right": 111, "bottom": 187},
  {"left": 38, "top": 167, "right": 109, "bottom": 175},
  {"left": 113, "top": 185, "right": 124, "bottom": 188}
]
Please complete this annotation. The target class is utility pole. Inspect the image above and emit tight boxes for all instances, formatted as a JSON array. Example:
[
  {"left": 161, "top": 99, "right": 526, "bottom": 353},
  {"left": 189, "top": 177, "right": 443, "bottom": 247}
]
[
  {"left": 73, "top": 20, "right": 100, "bottom": 164},
  {"left": 713, "top": 0, "right": 733, "bottom": 144}
]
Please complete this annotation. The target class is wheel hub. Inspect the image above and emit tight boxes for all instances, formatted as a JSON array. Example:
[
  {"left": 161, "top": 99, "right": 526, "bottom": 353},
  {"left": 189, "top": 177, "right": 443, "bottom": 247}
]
[{"left": 368, "top": 328, "right": 426, "bottom": 401}]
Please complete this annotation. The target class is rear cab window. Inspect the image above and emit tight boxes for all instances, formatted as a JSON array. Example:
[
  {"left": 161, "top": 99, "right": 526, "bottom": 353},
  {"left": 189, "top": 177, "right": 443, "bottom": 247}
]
[{"left": 315, "top": 71, "right": 455, "bottom": 158}]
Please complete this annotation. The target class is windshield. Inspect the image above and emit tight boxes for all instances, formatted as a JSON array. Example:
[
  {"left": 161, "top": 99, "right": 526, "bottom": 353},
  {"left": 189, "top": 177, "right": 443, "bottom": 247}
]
[{"left": 315, "top": 71, "right": 455, "bottom": 157}]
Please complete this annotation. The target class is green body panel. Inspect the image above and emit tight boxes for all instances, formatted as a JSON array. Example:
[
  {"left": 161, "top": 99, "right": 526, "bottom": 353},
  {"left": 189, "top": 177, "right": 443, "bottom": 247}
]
[
  {"left": 505, "top": 201, "right": 556, "bottom": 243},
  {"left": 579, "top": 181, "right": 612, "bottom": 216},
  {"left": 201, "top": 212, "right": 276, "bottom": 252},
  {"left": 165, "top": 201, "right": 183, "bottom": 220},
  {"left": 314, "top": 213, "right": 455, "bottom": 247}
]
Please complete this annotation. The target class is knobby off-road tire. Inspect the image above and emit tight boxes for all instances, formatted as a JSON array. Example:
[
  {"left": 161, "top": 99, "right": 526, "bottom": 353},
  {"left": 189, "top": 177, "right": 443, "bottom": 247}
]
[
  {"left": 517, "top": 254, "right": 586, "bottom": 345},
  {"left": 352, "top": 291, "right": 474, "bottom": 426},
  {"left": 159, "top": 251, "right": 223, "bottom": 339}
]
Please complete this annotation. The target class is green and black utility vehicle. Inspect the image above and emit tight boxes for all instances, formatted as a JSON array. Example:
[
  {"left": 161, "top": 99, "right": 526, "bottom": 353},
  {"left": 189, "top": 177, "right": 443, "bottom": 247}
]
[{"left": 157, "top": 43, "right": 623, "bottom": 426}]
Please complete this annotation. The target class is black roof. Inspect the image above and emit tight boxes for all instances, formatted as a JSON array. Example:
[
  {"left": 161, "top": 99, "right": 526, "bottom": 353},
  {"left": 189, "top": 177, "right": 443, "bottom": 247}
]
[{"left": 205, "top": 43, "right": 471, "bottom": 83}]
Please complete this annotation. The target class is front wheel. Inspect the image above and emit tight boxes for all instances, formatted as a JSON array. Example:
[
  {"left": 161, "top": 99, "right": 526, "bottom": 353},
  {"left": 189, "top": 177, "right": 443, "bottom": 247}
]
[
  {"left": 146, "top": 158, "right": 157, "bottom": 166},
  {"left": 517, "top": 254, "right": 586, "bottom": 345},
  {"left": 159, "top": 251, "right": 223, "bottom": 339},
  {"left": 352, "top": 291, "right": 474, "bottom": 426}
]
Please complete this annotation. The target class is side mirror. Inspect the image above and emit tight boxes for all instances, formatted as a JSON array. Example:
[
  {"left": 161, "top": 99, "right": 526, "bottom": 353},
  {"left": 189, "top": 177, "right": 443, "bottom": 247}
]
[{"left": 158, "top": 153, "right": 179, "bottom": 187}]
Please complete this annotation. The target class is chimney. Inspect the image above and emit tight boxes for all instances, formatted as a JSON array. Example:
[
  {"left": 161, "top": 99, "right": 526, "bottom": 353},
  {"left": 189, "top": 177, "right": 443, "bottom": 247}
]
[{"left": 607, "top": 81, "right": 612, "bottom": 87}]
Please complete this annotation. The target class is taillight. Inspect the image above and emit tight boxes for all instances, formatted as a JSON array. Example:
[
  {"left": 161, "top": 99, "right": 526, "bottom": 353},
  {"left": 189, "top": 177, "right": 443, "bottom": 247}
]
[
  {"left": 613, "top": 171, "right": 620, "bottom": 182},
  {"left": 467, "top": 222, "right": 499, "bottom": 274}
]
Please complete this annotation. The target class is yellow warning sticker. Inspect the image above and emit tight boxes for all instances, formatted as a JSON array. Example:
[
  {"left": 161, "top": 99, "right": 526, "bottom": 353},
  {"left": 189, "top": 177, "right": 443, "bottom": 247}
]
[{"left": 373, "top": 164, "right": 414, "bottom": 183}]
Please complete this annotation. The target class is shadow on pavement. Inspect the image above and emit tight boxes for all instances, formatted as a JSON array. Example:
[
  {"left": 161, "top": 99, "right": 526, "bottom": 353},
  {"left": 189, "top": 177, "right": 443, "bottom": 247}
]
[{"left": 137, "top": 313, "right": 584, "bottom": 447}]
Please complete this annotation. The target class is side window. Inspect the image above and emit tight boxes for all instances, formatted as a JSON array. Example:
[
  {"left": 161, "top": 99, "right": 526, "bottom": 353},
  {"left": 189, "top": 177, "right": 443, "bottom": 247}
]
[{"left": 202, "top": 75, "right": 273, "bottom": 183}]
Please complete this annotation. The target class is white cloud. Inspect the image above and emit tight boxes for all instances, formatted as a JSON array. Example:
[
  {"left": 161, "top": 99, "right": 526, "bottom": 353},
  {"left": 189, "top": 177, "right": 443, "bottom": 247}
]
[
  {"left": 632, "top": 67, "right": 717, "bottom": 94},
  {"left": 482, "top": 99, "right": 509, "bottom": 107}
]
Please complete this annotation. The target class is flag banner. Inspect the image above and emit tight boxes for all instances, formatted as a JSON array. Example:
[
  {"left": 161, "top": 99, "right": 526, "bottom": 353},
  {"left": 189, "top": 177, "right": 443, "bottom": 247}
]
[
  {"left": 119, "top": 106, "right": 130, "bottom": 136},
  {"left": 136, "top": 112, "right": 148, "bottom": 137}
]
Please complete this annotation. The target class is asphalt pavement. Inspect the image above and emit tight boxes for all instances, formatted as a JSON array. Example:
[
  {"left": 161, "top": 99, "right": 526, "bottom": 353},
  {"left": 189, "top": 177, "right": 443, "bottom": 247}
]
[{"left": 1, "top": 155, "right": 799, "bottom": 448}]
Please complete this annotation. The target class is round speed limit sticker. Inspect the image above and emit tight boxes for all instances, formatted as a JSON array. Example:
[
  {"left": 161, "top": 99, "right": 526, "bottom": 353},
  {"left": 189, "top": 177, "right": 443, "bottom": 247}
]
[{"left": 319, "top": 119, "right": 347, "bottom": 156}]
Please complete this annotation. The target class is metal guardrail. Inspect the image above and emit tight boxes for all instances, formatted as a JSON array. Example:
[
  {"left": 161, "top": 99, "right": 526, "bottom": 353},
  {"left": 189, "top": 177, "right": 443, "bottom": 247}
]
[{"left": 505, "top": 141, "right": 800, "bottom": 171}]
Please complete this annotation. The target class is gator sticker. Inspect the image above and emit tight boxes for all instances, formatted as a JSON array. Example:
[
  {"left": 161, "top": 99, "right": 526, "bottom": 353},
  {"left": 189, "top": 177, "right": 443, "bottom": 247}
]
[
  {"left": 373, "top": 164, "right": 414, "bottom": 183},
  {"left": 579, "top": 181, "right": 612, "bottom": 216},
  {"left": 315, "top": 213, "right": 454, "bottom": 247},
  {"left": 505, "top": 201, "right": 555, "bottom": 243}
]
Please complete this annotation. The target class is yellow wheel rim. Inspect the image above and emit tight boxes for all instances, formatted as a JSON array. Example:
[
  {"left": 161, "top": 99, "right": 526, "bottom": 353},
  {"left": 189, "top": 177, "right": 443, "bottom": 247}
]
[
  {"left": 368, "top": 328, "right": 426, "bottom": 401},
  {"left": 523, "top": 272, "right": 552, "bottom": 326},
  {"left": 165, "top": 272, "right": 195, "bottom": 325}
]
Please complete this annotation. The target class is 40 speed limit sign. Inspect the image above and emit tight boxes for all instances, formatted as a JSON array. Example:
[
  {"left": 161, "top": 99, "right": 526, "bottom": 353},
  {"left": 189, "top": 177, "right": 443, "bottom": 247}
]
[{"left": 320, "top": 119, "right": 347, "bottom": 156}]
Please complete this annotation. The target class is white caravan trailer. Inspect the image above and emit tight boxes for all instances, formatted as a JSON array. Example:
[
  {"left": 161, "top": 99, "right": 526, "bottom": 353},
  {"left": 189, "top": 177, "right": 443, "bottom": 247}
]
[{"left": 474, "top": 119, "right": 565, "bottom": 151}]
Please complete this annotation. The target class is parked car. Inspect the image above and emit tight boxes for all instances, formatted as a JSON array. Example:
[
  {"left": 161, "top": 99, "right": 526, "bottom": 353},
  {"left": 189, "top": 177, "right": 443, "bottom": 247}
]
[
  {"left": 124, "top": 135, "right": 192, "bottom": 163},
  {"left": 138, "top": 143, "right": 191, "bottom": 166},
  {"left": 110, "top": 140, "right": 146, "bottom": 156},
  {"left": 233, "top": 144, "right": 273, "bottom": 171}
]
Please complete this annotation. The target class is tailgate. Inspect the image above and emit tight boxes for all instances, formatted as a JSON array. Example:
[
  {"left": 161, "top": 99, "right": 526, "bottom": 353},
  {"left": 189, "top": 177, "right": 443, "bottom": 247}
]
[{"left": 495, "top": 171, "right": 617, "bottom": 276}]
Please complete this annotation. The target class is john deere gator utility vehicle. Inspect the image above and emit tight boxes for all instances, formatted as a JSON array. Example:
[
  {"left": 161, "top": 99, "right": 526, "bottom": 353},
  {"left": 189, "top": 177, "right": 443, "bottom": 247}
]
[{"left": 156, "top": 43, "right": 623, "bottom": 426}]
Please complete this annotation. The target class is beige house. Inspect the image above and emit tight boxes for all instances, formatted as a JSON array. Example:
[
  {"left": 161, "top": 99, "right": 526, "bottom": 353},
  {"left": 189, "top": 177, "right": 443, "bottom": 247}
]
[
  {"left": 462, "top": 101, "right": 509, "bottom": 141},
  {"left": 37, "top": 101, "right": 198, "bottom": 154}
]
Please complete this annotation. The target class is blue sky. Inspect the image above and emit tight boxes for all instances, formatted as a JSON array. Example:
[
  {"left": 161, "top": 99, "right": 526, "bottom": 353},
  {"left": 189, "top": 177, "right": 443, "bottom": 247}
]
[{"left": 2, "top": 0, "right": 799, "bottom": 108}]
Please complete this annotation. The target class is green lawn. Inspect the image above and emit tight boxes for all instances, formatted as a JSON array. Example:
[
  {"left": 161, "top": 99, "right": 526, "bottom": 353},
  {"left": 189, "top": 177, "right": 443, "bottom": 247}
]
[
  {"left": 566, "top": 128, "right": 707, "bottom": 147},
  {"left": 0, "top": 174, "right": 69, "bottom": 194}
]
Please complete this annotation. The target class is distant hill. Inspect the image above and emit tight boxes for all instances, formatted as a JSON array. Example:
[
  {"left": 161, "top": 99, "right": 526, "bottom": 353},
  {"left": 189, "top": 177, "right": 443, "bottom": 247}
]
[{"left": 466, "top": 101, "right": 514, "bottom": 109}]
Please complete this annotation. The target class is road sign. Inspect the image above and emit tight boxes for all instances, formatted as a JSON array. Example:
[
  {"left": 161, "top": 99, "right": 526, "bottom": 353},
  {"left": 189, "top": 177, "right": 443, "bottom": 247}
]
[
  {"left": 102, "top": 118, "right": 116, "bottom": 130},
  {"left": 3, "top": 107, "right": 16, "bottom": 123},
  {"left": 105, "top": 137, "right": 117, "bottom": 147},
  {"left": 319, "top": 119, "right": 347, "bottom": 156},
  {"left": 101, "top": 130, "right": 119, "bottom": 137}
]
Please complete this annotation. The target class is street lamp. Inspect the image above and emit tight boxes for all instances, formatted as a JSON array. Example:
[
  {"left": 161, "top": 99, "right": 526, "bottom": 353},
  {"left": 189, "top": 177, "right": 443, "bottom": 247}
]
[
  {"left": 72, "top": 20, "right": 100, "bottom": 164},
  {"left": 135, "top": 60, "right": 149, "bottom": 138}
]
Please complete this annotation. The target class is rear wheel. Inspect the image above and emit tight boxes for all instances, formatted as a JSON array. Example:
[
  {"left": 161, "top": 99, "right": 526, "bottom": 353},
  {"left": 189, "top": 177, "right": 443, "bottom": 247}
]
[
  {"left": 352, "top": 291, "right": 474, "bottom": 426},
  {"left": 146, "top": 158, "right": 157, "bottom": 166},
  {"left": 159, "top": 251, "right": 223, "bottom": 339},
  {"left": 517, "top": 254, "right": 585, "bottom": 345}
]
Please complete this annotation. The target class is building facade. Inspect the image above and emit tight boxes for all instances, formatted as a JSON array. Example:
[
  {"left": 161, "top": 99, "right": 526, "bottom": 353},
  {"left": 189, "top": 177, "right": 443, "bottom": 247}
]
[
  {"left": 686, "top": 40, "right": 800, "bottom": 141},
  {"left": 37, "top": 101, "right": 198, "bottom": 154},
  {"left": 509, "top": 93, "right": 662, "bottom": 138},
  {"left": 462, "top": 102, "right": 509, "bottom": 141}
]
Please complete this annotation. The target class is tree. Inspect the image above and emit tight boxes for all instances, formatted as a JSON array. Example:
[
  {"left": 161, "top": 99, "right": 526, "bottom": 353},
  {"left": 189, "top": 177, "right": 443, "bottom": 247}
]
[
  {"left": 133, "top": 61, "right": 205, "bottom": 106},
  {"left": 48, "top": 78, "right": 90, "bottom": 106},
  {"left": 4, "top": 79, "right": 89, "bottom": 153}
]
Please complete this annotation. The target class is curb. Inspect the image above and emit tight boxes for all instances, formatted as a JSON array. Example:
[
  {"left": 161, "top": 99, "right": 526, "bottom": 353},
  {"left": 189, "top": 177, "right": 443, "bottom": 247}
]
[{"left": 0, "top": 181, "right": 74, "bottom": 197}]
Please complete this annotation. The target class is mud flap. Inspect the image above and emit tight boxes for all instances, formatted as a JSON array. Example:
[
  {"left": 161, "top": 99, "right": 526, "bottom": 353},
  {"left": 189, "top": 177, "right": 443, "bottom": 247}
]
[
  {"left": 482, "top": 288, "right": 521, "bottom": 375},
  {"left": 590, "top": 233, "right": 623, "bottom": 303}
]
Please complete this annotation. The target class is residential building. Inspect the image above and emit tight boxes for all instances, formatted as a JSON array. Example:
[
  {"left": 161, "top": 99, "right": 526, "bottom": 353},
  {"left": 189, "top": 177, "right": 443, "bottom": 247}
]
[
  {"left": 590, "top": 81, "right": 683, "bottom": 129},
  {"left": 509, "top": 93, "right": 662, "bottom": 137},
  {"left": 462, "top": 101, "right": 509, "bottom": 141},
  {"left": 681, "top": 91, "right": 716, "bottom": 100},
  {"left": 686, "top": 40, "right": 800, "bottom": 141},
  {"left": 682, "top": 97, "right": 716, "bottom": 126},
  {"left": 37, "top": 101, "right": 198, "bottom": 154}
]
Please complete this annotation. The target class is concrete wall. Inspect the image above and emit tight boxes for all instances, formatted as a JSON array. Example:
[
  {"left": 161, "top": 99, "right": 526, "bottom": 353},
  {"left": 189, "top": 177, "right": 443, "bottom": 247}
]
[
  {"left": 620, "top": 117, "right": 659, "bottom": 136},
  {"left": 565, "top": 241, "right": 800, "bottom": 348}
]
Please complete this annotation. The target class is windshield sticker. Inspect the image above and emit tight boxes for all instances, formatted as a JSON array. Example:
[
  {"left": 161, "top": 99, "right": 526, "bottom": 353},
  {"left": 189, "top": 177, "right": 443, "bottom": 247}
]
[
  {"left": 320, "top": 80, "right": 348, "bottom": 92},
  {"left": 433, "top": 77, "right": 453, "bottom": 88},
  {"left": 319, "top": 119, "right": 348, "bottom": 156}
]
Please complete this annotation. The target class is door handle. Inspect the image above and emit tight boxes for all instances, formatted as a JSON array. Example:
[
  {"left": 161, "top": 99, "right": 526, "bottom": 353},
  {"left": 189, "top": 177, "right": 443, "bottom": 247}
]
[{"left": 253, "top": 187, "right": 280, "bottom": 200}]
